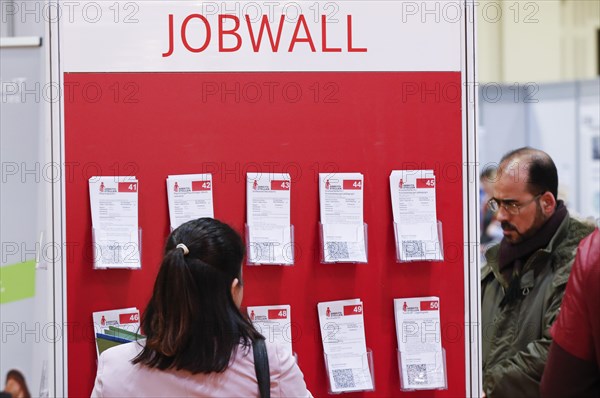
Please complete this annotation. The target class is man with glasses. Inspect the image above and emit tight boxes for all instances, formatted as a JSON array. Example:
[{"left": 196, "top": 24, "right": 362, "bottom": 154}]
[{"left": 481, "top": 147, "right": 594, "bottom": 397}]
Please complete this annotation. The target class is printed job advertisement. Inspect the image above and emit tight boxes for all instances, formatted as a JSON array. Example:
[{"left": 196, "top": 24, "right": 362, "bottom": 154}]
[
  {"left": 246, "top": 173, "right": 293, "bottom": 264},
  {"left": 92, "top": 307, "right": 141, "bottom": 357},
  {"left": 394, "top": 297, "right": 446, "bottom": 390},
  {"left": 92, "top": 307, "right": 140, "bottom": 337},
  {"left": 89, "top": 176, "right": 140, "bottom": 269},
  {"left": 317, "top": 299, "right": 373, "bottom": 393},
  {"left": 247, "top": 305, "right": 292, "bottom": 354},
  {"left": 390, "top": 170, "right": 442, "bottom": 261},
  {"left": 166, "top": 174, "right": 214, "bottom": 229},
  {"left": 319, "top": 173, "right": 367, "bottom": 262}
]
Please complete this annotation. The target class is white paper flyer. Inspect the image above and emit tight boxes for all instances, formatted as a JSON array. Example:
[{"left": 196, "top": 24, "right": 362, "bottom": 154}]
[
  {"left": 166, "top": 173, "right": 214, "bottom": 229},
  {"left": 394, "top": 297, "right": 446, "bottom": 390},
  {"left": 390, "top": 170, "right": 442, "bottom": 261},
  {"left": 246, "top": 172, "right": 293, "bottom": 265},
  {"left": 319, "top": 173, "right": 367, "bottom": 263},
  {"left": 247, "top": 304, "right": 292, "bottom": 354},
  {"left": 89, "top": 176, "right": 140, "bottom": 269},
  {"left": 92, "top": 307, "right": 143, "bottom": 357},
  {"left": 317, "top": 298, "right": 373, "bottom": 393}
]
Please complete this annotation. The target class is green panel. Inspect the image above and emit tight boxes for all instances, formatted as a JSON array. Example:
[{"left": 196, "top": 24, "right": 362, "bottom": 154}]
[
  {"left": 0, "top": 260, "right": 36, "bottom": 304},
  {"left": 96, "top": 337, "right": 123, "bottom": 355},
  {"left": 108, "top": 326, "right": 145, "bottom": 341}
]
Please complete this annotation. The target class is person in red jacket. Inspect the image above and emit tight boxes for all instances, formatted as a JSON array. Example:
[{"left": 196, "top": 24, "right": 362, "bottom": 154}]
[{"left": 540, "top": 228, "right": 600, "bottom": 397}]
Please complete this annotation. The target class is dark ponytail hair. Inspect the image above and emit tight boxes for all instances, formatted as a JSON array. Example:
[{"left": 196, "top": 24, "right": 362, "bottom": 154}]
[{"left": 133, "top": 218, "right": 261, "bottom": 373}]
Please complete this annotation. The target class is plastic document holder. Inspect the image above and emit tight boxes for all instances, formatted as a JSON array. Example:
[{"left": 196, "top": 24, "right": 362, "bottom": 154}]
[
  {"left": 319, "top": 223, "right": 368, "bottom": 264},
  {"left": 92, "top": 227, "right": 142, "bottom": 270},
  {"left": 394, "top": 221, "right": 444, "bottom": 263},
  {"left": 324, "top": 348, "right": 375, "bottom": 394},
  {"left": 245, "top": 224, "right": 295, "bottom": 266},
  {"left": 397, "top": 348, "right": 448, "bottom": 391}
]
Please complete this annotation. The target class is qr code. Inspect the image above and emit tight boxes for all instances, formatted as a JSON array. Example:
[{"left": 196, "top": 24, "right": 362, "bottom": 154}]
[
  {"left": 407, "top": 364, "right": 428, "bottom": 385},
  {"left": 326, "top": 242, "right": 349, "bottom": 260},
  {"left": 98, "top": 244, "right": 122, "bottom": 264},
  {"left": 332, "top": 369, "right": 355, "bottom": 389},
  {"left": 251, "top": 242, "right": 275, "bottom": 262},
  {"left": 402, "top": 240, "right": 425, "bottom": 259}
]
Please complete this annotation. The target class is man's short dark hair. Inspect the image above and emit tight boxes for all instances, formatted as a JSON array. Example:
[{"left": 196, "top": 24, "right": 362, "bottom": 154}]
[
  {"left": 480, "top": 164, "right": 498, "bottom": 183},
  {"left": 500, "top": 147, "right": 558, "bottom": 199}
]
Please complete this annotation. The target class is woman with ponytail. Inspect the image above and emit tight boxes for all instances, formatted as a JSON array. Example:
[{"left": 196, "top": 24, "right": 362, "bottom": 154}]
[{"left": 91, "top": 218, "right": 311, "bottom": 397}]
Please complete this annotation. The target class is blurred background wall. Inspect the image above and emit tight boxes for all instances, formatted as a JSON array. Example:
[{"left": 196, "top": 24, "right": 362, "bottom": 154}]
[{"left": 477, "top": 0, "right": 599, "bottom": 222}]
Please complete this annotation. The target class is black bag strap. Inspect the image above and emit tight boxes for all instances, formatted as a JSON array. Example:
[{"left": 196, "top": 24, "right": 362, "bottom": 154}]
[{"left": 253, "top": 338, "right": 270, "bottom": 398}]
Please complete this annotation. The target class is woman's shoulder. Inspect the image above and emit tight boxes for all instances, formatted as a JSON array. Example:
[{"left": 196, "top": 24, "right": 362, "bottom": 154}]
[
  {"left": 263, "top": 341, "right": 294, "bottom": 367},
  {"left": 99, "top": 340, "right": 145, "bottom": 364},
  {"left": 231, "top": 341, "right": 295, "bottom": 375},
  {"left": 261, "top": 341, "right": 312, "bottom": 397}
]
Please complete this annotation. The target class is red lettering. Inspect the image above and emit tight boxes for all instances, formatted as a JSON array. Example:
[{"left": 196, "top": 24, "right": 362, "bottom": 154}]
[
  {"left": 321, "top": 15, "right": 341, "bottom": 52},
  {"left": 347, "top": 15, "right": 367, "bottom": 53},
  {"left": 168, "top": 13, "right": 367, "bottom": 55},
  {"left": 218, "top": 15, "right": 241, "bottom": 52},
  {"left": 162, "top": 14, "right": 174, "bottom": 57},
  {"left": 246, "top": 15, "right": 285, "bottom": 52},
  {"left": 288, "top": 15, "right": 316, "bottom": 52},
  {"left": 181, "top": 14, "right": 211, "bottom": 53}
]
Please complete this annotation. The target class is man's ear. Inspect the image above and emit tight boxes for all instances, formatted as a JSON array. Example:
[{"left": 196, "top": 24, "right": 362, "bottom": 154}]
[{"left": 540, "top": 192, "right": 557, "bottom": 215}]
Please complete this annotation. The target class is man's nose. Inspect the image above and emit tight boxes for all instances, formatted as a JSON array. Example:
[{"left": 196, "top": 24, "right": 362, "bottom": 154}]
[{"left": 495, "top": 206, "right": 510, "bottom": 222}]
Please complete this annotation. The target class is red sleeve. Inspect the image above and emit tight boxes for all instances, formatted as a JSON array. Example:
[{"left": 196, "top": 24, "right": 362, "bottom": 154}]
[
  {"left": 550, "top": 230, "right": 598, "bottom": 361},
  {"left": 541, "top": 341, "right": 600, "bottom": 397}
]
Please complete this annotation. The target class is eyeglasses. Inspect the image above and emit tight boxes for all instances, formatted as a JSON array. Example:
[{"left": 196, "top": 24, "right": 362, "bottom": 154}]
[{"left": 488, "top": 194, "right": 542, "bottom": 215}]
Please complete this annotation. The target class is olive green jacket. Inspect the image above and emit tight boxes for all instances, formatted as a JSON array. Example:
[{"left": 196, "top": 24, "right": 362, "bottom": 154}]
[{"left": 481, "top": 213, "right": 594, "bottom": 398}]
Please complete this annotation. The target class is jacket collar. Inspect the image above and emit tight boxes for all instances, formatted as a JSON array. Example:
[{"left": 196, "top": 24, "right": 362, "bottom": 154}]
[{"left": 483, "top": 212, "right": 572, "bottom": 288}]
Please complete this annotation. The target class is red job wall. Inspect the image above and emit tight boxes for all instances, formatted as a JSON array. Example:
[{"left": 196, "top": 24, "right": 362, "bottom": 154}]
[{"left": 65, "top": 71, "right": 465, "bottom": 397}]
